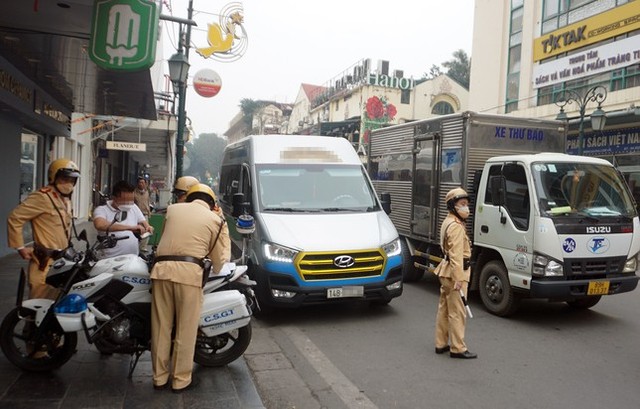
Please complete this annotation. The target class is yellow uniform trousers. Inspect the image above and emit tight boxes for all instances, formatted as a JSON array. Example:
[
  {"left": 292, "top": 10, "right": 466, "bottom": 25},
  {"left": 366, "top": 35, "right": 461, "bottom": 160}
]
[
  {"left": 151, "top": 279, "right": 203, "bottom": 389},
  {"left": 28, "top": 259, "right": 60, "bottom": 300},
  {"left": 435, "top": 277, "right": 468, "bottom": 354}
]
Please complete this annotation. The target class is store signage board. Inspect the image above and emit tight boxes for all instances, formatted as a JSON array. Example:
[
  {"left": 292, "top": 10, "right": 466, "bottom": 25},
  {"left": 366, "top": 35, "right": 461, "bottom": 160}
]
[{"left": 106, "top": 141, "right": 146, "bottom": 152}]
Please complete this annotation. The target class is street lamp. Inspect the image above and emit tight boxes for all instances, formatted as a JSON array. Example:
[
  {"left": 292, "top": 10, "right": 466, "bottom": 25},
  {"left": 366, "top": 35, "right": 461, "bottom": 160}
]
[
  {"left": 555, "top": 85, "right": 608, "bottom": 155},
  {"left": 168, "top": 51, "right": 190, "bottom": 180}
]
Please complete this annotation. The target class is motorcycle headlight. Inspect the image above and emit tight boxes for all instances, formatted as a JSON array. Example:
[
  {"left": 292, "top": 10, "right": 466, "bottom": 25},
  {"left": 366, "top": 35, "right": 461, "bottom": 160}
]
[
  {"left": 382, "top": 238, "right": 401, "bottom": 257},
  {"left": 622, "top": 254, "right": 638, "bottom": 273},
  {"left": 532, "top": 253, "right": 564, "bottom": 277},
  {"left": 263, "top": 242, "right": 298, "bottom": 263}
]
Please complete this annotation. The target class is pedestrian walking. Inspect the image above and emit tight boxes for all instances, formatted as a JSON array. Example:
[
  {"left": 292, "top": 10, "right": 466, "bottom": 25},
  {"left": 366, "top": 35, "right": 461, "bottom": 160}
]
[
  {"left": 7, "top": 158, "right": 80, "bottom": 299},
  {"left": 150, "top": 183, "right": 229, "bottom": 392},
  {"left": 433, "top": 187, "right": 477, "bottom": 359}
]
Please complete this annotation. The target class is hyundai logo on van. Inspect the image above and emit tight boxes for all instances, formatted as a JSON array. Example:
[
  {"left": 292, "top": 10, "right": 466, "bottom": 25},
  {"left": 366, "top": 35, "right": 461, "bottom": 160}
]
[
  {"left": 586, "top": 226, "right": 611, "bottom": 234},
  {"left": 334, "top": 255, "right": 355, "bottom": 268},
  {"left": 587, "top": 237, "right": 610, "bottom": 254}
]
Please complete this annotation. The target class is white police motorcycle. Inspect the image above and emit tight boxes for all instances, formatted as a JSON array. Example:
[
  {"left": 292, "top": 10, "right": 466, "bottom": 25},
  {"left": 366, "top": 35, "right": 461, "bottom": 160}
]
[{"left": 0, "top": 216, "right": 257, "bottom": 374}]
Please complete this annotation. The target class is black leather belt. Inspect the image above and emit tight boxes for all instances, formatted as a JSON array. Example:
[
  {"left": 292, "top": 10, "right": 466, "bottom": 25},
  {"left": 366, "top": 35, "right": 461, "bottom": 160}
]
[
  {"left": 443, "top": 255, "right": 471, "bottom": 270},
  {"left": 154, "top": 255, "right": 204, "bottom": 267}
]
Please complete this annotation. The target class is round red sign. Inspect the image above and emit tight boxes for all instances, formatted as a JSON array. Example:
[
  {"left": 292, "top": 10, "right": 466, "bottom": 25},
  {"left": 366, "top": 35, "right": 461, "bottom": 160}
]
[{"left": 193, "top": 69, "right": 222, "bottom": 98}]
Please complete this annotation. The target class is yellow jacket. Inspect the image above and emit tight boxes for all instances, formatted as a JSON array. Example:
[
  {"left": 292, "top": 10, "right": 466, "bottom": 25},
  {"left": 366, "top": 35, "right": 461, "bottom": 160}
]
[
  {"left": 151, "top": 200, "right": 230, "bottom": 287},
  {"left": 7, "top": 186, "right": 72, "bottom": 249},
  {"left": 434, "top": 213, "right": 471, "bottom": 282}
]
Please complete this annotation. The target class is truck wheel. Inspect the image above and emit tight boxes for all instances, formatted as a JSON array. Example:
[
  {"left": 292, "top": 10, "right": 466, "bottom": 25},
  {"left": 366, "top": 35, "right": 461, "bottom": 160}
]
[
  {"left": 401, "top": 240, "right": 423, "bottom": 282},
  {"left": 566, "top": 296, "right": 601, "bottom": 310},
  {"left": 479, "top": 261, "right": 519, "bottom": 317}
]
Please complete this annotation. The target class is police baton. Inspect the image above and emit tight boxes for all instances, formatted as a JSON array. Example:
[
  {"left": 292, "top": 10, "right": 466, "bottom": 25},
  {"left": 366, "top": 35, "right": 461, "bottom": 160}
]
[{"left": 459, "top": 289, "right": 473, "bottom": 318}]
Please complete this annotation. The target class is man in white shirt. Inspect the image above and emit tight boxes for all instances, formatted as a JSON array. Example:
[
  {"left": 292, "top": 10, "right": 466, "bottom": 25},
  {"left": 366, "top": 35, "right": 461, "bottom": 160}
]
[{"left": 93, "top": 180, "right": 154, "bottom": 259}]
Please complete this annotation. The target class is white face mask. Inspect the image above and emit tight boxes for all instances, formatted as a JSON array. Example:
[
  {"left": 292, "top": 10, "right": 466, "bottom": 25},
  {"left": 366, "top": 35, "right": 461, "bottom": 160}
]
[
  {"left": 456, "top": 205, "right": 470, "bottom": 219},
  {"left": 117, "top": 204, "right": 134, "bottom": 212},
  {"left": 56, "top": 182, "right": 75, "bottom": 196}
]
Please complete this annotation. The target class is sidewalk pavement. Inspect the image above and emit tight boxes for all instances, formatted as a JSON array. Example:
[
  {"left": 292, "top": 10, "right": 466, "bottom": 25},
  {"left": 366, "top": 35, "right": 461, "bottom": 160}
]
[{"left": 0, "top": 221, "right": 265, "bottom": 409}]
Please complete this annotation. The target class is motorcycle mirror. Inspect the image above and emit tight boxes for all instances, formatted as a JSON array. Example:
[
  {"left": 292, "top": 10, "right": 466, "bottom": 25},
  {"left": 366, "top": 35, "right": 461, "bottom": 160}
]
[{"left": 78, "top": 229, "right": 88, "bottom": 242}]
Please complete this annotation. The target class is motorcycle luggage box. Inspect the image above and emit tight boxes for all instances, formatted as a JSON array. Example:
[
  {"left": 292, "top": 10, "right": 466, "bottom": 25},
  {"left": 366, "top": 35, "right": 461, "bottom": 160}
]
[{"left": 200, "top": 290, "right": 251, "bottom": 336}]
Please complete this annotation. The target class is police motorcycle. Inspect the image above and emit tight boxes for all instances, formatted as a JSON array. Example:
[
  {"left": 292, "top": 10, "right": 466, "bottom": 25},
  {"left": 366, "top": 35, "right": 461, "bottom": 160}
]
[{"left": 0, "top": 215, "right": 257, "bottom": 374}]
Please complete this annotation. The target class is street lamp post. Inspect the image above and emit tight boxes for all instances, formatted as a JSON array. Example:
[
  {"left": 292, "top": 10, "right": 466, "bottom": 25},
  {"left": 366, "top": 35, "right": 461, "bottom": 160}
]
[
  {"left": 163, "top": 0, "right": 194, "bottom": 181},
  {"left": 555, "top": 85, "right": 608, "bottom": 156},
  {"left": 168, "top": 51, "right": 190, "bottom": 180}
]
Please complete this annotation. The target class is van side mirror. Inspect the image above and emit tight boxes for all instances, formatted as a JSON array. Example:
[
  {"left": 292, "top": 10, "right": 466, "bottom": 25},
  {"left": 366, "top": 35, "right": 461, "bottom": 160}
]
[
  {"left": 380, "top": 192, "right": 392, "bottom": 214},
  {"left": 232, "top": 193, "right": 251, "bottom": 217},
  {"left": 490, "top": 176, "right": 506, "bottom": 206}
]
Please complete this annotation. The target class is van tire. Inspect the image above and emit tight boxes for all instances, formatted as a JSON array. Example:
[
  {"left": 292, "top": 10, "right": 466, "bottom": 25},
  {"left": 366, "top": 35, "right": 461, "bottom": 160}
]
[
  {"left": 566, "top": 296, "right": 601, "bottom": 310},
  {"left": 479, "top": 261, "right": 519, "bottom": 316},
  {"left": 401, "top": 240, "right": 423, "bottom": 282}
]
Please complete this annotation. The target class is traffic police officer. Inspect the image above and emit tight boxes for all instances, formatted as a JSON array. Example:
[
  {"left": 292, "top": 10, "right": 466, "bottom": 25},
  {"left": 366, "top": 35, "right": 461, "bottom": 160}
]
[
  {"left": 150, "top": 184, "right": 230, "bottom": 392},
  {"left": 172, "top": 175, "right": 199, "bottom": 203},
  {"left": 433, "top": 187, "right": 477, "bottom": 359},
  {"left": 172, "top": 175, "right": 230, "bottom": 269},
  {"left": 7, "top": 158, "right": 80, "bottom": 299}
]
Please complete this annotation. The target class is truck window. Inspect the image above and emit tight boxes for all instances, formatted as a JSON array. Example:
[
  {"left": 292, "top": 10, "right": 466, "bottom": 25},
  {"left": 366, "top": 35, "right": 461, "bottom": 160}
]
[{"left": 484, "top": 163, "right": 530, "bottom": 230}]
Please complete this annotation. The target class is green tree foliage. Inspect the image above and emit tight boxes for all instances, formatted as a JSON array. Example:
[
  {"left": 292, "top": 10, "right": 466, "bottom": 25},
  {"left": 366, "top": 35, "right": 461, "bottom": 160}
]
[
  {"left": 239, "top": 98, "right": 260, "bottom": 128},
  {"left": 442, "top": 49, "right": 470, "bottom": 89},
  {"left": 185, "top": 132, "right": 227, "bottom": 186},
  {"left": 421, "top": 49, "right": 471, "bottom": 89}
]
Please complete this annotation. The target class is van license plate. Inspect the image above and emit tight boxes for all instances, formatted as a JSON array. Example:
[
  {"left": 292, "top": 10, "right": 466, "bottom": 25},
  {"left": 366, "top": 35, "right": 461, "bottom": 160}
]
[
  {"left": 587, "top": 281, "right": 610, "bottom": 295},
  {"left": 327, "top": 286, "right": 364, "bottom": 299}
]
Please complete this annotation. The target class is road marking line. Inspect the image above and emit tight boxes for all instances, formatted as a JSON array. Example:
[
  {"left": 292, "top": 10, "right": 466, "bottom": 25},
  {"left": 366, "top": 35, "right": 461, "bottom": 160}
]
[{"left": 282, "top": 326, "right": 378, "bottom": 409}]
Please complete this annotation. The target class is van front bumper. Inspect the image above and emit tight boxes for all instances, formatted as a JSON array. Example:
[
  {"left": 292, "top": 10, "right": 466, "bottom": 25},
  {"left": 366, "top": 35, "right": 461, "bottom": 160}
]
[
  {"left": 529, "top": 275, "right": 639, "bottom": 298},
  {"left": 254, "top": 264, "right": 404, "bottom": 308}
]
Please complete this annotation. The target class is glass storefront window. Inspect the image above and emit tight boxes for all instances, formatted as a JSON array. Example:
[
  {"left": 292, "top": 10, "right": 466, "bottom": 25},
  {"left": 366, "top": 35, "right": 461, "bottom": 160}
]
[{"left": 20, "top": 133, "right": 38, "bottom": 202}]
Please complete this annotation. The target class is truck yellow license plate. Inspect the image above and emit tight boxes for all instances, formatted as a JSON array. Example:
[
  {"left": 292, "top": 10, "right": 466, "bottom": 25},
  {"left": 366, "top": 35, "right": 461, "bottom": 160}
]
[
  {"left": 587, "top": 281, "right": 610, "bottom": 295},
  {"left": 327, "top": 286, "right": 364, "bottom": 299}
]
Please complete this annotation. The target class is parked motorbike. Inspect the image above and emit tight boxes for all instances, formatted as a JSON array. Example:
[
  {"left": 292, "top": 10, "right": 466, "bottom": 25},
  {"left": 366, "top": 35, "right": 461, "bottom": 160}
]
[{"left": 0, "top": 226, "right": 256, "bottom": 374}]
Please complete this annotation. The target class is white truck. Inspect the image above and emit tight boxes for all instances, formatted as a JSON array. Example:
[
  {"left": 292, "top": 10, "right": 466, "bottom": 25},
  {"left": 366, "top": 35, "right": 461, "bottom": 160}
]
[{"left": 369, "top": 111, "right": 640, "bottom": 316}]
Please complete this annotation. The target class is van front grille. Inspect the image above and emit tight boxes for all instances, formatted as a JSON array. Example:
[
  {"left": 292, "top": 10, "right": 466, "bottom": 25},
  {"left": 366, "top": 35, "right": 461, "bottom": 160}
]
[{"left": 296, "top": 250, "right": 385, "bottom": 281}]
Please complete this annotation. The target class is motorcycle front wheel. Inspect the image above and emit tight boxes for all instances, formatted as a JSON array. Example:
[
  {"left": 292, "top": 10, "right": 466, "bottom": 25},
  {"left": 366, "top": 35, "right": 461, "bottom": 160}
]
[
  {"left": 194, "top": 323, "right": 252, "bottom": 367},
  {"left": 0, "top": 307, "right": 77, "bottom": 372}
]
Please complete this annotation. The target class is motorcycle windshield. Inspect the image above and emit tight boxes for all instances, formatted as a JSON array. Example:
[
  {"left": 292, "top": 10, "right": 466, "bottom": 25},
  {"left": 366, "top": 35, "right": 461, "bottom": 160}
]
[{"left": 532, "top": 161, "right": 636, "bottom": 218}]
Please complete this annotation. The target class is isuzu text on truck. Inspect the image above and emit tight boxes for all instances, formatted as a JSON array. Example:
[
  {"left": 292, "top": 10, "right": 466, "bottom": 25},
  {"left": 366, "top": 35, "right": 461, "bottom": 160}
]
[{"left": 369, "top": 111, "right": 639, "bottom": 316}]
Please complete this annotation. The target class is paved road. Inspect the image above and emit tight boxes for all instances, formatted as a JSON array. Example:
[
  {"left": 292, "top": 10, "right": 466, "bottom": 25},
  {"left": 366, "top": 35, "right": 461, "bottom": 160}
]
[{"left": 246, "top": 274, "right": 640, "bottom": 409}]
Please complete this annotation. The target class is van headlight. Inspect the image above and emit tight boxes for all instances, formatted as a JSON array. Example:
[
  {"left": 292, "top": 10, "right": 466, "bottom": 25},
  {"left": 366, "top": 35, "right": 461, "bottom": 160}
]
[
  {"left": 382, "top": 238, "right": 401, "bottom": 257},
  {"left": 532, "top": 253, "right": 564, "bottom": 277},
  {"left": 263, "top": 242, "right": 298, "bottom": 263},
  {"left": 622, "top": 254, "right": 638, "bottom": 273}
]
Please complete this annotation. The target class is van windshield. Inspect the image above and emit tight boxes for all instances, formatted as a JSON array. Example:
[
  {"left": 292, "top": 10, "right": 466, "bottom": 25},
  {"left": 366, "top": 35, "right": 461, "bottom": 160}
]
[
  {"left": 532, "top": 162, "right": 636, "bottom": 218},
  {"left": 256, "top": 164, "right": 380, "bottom": 212}
]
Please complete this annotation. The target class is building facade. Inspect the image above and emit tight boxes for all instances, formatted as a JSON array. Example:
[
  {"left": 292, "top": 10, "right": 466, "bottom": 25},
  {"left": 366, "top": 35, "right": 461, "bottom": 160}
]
[{"left": 469, "top": 0, "right": 640, "bottom": 191}]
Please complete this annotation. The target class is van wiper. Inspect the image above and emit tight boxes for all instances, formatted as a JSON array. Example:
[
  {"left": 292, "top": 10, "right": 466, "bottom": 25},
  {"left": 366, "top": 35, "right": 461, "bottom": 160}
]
[
  {"left": 263, "top": 207, "right": 308, "bottom": 212},
  {"left": 320, "top": 207, "right": 347, "bottom": 212},
  {"left": 578, "top": 213, "right": 600, "bottom": 223}
]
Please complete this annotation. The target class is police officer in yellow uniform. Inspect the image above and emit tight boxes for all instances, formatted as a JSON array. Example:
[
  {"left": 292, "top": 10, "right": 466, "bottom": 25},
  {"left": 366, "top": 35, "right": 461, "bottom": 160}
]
[
  {"left": 172, "top": 176, "right": 199, "bottom": 203},
  {"left": 150, "top": 184, "right": 230, "bottom": 392},
  {"left": 172, "top": 175, "right": 230, "bottom": 269},
  {"left": 7, "top": 158, "right": 80, "bottom": 299},
  {"left": 433, "top": 187, "right": 477, "bottom": 359}
]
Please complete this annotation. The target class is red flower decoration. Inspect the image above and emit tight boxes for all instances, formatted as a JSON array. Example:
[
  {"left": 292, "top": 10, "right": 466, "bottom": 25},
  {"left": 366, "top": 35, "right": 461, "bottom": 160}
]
[
  {"left": 386, "top": 103, "right": 397, "bottom": 120},
  {"left": 366, "top": 96, "right": 385, "bottom": 119}
]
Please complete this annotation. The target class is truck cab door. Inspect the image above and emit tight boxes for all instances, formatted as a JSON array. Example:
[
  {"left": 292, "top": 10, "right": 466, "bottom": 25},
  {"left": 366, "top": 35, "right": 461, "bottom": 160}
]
[
  {"left": 476, "top": 163, "right": 534, "bottom": 282},
  {"left": 412, "top": 137, "right": 437, "bottom": 238}
]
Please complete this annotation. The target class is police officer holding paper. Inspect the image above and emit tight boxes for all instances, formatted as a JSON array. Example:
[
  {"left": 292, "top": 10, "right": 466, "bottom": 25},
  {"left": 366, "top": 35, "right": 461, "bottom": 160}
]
[
  {"left": 433, "top": 187, "right": 477, "bottom": 359},
  {"left": 150, "top": 184, "right": 229, "bottom": 392}
]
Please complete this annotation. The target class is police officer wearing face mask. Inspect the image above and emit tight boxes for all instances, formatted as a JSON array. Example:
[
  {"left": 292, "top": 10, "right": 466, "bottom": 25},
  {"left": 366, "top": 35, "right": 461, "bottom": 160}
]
[
  {"left": 7, "top": 158, "right": 80, "bottom": 299},
  {"left": 93, "top": 180, "right": 153, "bottom": 259},
  {"left": 433, "top": 187, "right": 477, "bottom": 359}
]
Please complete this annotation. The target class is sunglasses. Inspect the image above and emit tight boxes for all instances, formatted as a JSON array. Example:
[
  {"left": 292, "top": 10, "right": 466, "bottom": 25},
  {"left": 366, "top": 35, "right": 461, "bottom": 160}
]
[{"left": 114, "top": 210, "right": 128, "bottom": 222}]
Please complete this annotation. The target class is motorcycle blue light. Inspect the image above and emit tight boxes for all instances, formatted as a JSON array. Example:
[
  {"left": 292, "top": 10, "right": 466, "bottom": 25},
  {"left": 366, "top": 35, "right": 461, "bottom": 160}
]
[
  {"left": 54, "top": 293, "right": 88, "bottom": 314},
  {"left": 236, "top": 214, "right": 255, "bottom": 229}
]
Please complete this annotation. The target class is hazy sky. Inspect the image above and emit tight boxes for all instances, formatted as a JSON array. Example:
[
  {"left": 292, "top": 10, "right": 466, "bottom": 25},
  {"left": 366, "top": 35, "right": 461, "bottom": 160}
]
[{"left": 161, "top": 0, "right": 475, "bottom": 139}]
